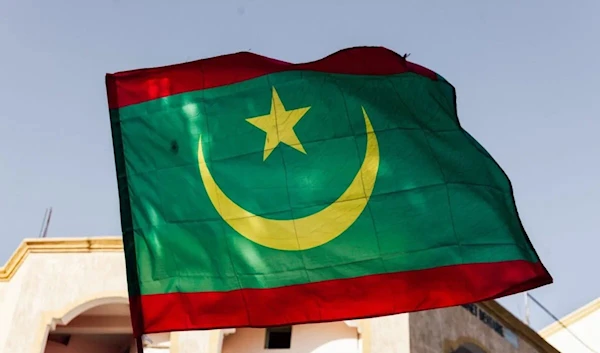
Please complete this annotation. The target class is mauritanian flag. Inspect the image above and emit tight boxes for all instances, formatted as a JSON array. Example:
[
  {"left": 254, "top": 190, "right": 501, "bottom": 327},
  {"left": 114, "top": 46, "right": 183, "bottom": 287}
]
[{"left": 106, "top": 47, "right": 552, "bottom": 336}]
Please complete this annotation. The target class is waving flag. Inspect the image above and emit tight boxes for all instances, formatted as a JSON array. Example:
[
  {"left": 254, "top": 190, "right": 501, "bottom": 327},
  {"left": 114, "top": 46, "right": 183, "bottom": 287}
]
[{"left": 106, "top": 47, "right": 552, "bottom": 336}]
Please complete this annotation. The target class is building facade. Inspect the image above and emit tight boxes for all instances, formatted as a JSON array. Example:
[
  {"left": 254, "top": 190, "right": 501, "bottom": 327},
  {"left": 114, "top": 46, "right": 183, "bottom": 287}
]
[
  {"left": 0, "top": 237, "right": 559, "bottom": 353},
  {"left": 539, "top": 297, "right": 599, "bottom": 352}
]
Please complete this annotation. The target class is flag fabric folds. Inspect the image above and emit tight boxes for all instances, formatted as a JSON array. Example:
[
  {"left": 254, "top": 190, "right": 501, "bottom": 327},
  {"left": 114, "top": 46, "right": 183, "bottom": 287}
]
[{"left": 105, "top": 47, "right": 552, "bottom": 336}]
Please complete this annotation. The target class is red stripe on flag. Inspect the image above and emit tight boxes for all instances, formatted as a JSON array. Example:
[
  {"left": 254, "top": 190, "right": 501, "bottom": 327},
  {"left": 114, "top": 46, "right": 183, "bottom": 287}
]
[
  {"left": 133, "top": 260, "right": 551, "bottom": 335},
  {"left": 106, "top": 47, "right": 437, "bottom": 109}
]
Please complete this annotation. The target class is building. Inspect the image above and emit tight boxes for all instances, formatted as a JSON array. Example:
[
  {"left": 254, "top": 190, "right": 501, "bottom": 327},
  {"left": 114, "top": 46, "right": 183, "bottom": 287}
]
[
  {"left": 0, "top": 237, "right": 559, "bottom": 353},
  {"left": 539, "top": 297, "right": 599, "bottom": 352}
]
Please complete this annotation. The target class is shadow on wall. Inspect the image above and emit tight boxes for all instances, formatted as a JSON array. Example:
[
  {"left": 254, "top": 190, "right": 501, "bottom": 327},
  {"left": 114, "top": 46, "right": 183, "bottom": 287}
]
[{"left": 45, "top": 334, "right": 133, "bottom": 353}]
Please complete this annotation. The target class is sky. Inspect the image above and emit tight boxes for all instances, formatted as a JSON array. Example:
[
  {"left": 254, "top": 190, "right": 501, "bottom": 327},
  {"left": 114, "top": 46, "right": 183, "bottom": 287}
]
[{"left": 1, "top": 0, "right": 598, "bottom": 332}]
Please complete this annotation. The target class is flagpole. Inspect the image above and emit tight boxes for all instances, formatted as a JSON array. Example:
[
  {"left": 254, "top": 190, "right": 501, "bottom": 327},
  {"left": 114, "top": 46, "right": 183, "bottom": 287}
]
[{"left": 135, "top": 336, "right": 144, "bottom": 353}]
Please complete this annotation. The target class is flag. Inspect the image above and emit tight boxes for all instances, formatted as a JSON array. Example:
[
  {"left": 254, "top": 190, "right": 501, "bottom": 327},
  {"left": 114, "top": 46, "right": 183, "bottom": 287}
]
[{"left": 106, "top": 47, "right": 552, "bottom": 336}]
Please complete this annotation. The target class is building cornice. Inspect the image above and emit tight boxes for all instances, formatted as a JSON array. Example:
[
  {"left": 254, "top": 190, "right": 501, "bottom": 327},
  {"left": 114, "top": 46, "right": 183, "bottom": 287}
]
[
  {"left": 479, "top": 301, "right": 559, "bottom": 353},
  {"left": 0, "top": 237, "right": 123, "bottom": 282},
  {"left": 538, "top": 297, "right": 600, "bottom": 338}
]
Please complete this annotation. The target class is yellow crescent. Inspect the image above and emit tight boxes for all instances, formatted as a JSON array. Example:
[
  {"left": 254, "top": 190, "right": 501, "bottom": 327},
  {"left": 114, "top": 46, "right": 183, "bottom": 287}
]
[{"left": 197, "top": 107, "right": 380, "bottom": 251}]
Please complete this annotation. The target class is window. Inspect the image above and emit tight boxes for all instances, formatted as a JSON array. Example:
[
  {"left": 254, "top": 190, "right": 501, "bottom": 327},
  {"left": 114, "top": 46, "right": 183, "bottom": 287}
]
[
  {"left": 461, "top": 303, "right": 478, "bottom": 316},
  {"left": 479, "top": 309, "right": 504, "bottom": 336},
  {"left": 265, "top": 326, "right": 292, "bottom": 349},
  {"left": 460, "top": 303, "right": 517, "bottom": 347}
]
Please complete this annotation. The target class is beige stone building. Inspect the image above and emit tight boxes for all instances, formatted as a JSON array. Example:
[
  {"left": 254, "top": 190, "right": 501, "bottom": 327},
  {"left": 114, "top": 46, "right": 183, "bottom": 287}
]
[
  {"left": 539, "top": 297, "right": 599, "bottom": 352},
  {"left": 0, "top": 237, "right": 559, "bottom": 353}
]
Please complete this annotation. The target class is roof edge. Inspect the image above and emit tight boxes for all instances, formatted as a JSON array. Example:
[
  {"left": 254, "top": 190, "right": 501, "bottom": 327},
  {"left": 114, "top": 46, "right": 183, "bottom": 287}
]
[
  {"left": 0, "top": 237, "right": 123, "bottom": 282},
  {"left": 538, "top": 297, "right": 600, "bottom": 338},
  {"left": 479, "top": 301, "right": 559, "bottom": 353}
]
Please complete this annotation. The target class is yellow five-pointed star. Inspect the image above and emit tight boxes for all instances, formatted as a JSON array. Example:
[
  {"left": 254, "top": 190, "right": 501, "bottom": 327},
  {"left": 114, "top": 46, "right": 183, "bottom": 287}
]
[{"left": 246, "top": 87, "right": 311, "bottom": 161}]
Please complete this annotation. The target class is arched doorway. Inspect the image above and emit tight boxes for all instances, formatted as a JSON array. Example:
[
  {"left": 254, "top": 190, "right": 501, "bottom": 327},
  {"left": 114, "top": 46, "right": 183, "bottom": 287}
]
[
  {"left": 40, "top": 296, "right": 172, "bottom": 353},
  {"left": 44, "top": 297, "right": 134, "bottom": 353},
  {"left": 452, "top": 342, "right": 488, "bottom": 353}
]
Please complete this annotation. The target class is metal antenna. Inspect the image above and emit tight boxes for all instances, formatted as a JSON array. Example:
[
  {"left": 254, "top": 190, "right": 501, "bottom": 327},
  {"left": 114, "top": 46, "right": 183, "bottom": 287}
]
[
  {"left": 38, "top": 208, "right": 49, "bottom": 238},
  {"left": 40, "top": 207, "right": 53, "bottom": 238},
  {"left": 524, "top": 291, "right": 530, "bottom": 326}
]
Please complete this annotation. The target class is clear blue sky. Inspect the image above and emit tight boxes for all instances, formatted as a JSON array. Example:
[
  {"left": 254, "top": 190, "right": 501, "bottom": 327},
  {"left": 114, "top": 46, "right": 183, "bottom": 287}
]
[{"left": 1, "top": 0, "right": 598, "bottom": 331}]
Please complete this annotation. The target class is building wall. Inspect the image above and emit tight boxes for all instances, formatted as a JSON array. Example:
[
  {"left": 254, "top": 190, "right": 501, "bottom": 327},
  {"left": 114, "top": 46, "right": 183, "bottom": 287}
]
[
  {"left": 367, "top": 314, "right": 411, "bottom": 353},
  {"left": 542, "top": 306, "right": 600, "bottom": 353},
  {"left": 0, "top": 270, "right": 24, "bottom": 349},
  {"left": 0, "top": 251, "right": 129, "bottom": 352},
  {"left": 174, "top": 330, "right": 215, "bottom": 353},
  {"left": 222, "top": 322, "right": 359, "bottom": 353},
  {"left": 409, "top": 305, "right": 541, "bottom": 353},
  {"left": 0, "top": 281, "right": 6, "bottom": 303},
  {"left": 0, "top": 239, "right": 219, "bottom": 353}
]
